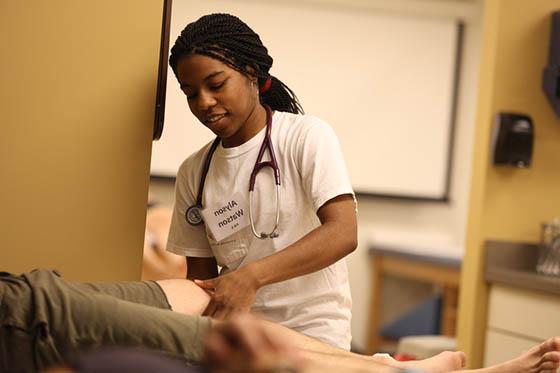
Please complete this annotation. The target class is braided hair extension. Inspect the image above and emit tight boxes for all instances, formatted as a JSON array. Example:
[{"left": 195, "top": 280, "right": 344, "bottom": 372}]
[{"left": 169, "top": 13, "right": 303, "bottom": 114}]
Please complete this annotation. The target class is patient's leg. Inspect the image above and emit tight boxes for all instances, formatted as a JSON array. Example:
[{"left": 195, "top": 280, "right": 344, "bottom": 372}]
[
  {"left": 460, "top": 337, "right": 560, "bottom": 373},
  {"left": 156, "top": 278, "right": 210, "bottom": 315},
  {"left": 373, "top": 351, "right": 465, "bottom": 373},
  {"left": 52, "top": 275, "right": 560, "bottom": 373},
  {"left": 72, "top": 277, "right": 210, "bottom": 316},
  {"left": 0, "top": 270, "right": 211, "bottom": 372},
  {"left": 295, "top": 335, "right": 560, "bottom": 373},
  {"left": 80, "top": 277, "right": 455, "bottom": 369}
]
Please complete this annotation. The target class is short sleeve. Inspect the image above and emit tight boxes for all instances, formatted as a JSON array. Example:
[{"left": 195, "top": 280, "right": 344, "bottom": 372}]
[
  {"left": 166, "top": 155, "right": 214, "bottom": 258},
  {"left": 297, "top": 118, "right": 354, "bottom": 212}
]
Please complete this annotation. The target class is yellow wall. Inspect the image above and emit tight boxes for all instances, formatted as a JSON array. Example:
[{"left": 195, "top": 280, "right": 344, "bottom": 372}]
[
  {"left": 0, "top": 1, "right": 164, "bottom": 281},
  {"left": 458, "top": 0, "right": 560, "bottom": 367}
]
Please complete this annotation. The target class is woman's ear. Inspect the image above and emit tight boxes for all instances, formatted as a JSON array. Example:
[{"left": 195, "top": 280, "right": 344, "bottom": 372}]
[{"left": 244, "top": 65, "right": 259, "bottom": 88}]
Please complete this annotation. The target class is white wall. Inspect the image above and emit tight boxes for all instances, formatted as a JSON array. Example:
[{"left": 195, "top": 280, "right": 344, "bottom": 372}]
[
  {"left": 347, "top": 0, "right": 481, "bottom": 349},
  {"left": 154, "top": 0, "right": 461, "bottom": 200}
]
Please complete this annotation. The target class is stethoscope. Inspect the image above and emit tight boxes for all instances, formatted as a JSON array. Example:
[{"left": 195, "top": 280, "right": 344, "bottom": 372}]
[{"left": 185, "top": 105, "right": 280, "bottom": 239}]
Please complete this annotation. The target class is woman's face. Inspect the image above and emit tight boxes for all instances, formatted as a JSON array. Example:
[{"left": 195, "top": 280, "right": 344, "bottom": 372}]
[{"left": 176, "top": 54, "right": 261, "bottom": 147}]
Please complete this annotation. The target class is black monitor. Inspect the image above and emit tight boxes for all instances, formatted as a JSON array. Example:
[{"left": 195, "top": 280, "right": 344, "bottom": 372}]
[{"left": 542, "top": 10, "right": 560, "bottom": 118}]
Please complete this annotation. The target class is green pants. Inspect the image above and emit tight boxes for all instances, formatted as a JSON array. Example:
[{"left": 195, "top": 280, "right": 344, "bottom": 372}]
[{"left": 0, "top": 269, "right": 210, "bottom": 372}]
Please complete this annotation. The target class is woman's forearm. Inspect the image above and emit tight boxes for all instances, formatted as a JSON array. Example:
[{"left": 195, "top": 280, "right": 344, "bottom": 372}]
[
  {"left": 249, "top": 195, "right": 357, "bottom": 287},
  {"left": 247, "top": 219, "right": 356, "bottom": 288}
]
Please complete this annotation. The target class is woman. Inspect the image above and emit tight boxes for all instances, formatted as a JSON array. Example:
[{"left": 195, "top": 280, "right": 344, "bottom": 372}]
[{"left": 166, "top": 13, "right": 357, "bottom": 349}]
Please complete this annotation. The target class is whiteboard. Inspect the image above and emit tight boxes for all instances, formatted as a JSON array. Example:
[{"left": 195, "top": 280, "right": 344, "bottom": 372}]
[{"left": 151, "top": 0, "right": 460, "bottom": 200}]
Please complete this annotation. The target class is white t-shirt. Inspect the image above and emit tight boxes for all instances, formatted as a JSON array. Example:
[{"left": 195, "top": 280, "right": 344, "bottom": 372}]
[{"left": 167, "top": 110, "right": 354, "bottom": 349}]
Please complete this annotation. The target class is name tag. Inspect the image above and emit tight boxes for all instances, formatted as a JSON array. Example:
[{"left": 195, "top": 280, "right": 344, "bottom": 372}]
[{"left": 201, "top": 192, "right": 250, "bottom": 242}]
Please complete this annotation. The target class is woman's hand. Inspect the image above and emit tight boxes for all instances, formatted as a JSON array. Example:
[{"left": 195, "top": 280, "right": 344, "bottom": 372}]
[{"left": 194, "top": 265, "right": 260, "bottom": 319}]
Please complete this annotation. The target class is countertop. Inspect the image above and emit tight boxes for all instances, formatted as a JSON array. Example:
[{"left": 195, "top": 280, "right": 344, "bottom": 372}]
[{"left": 485, "top": 240, "right": 560, "bottom": 296}]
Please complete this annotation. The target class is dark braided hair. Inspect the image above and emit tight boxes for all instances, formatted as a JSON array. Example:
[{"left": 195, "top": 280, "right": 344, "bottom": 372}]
[{"left": 169, "top": 13, "right": 303, "bottom": 114}]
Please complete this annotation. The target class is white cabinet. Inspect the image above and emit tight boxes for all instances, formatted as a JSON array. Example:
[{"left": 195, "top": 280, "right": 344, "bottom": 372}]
[{"left": 484, "top": 285, "right": 560, "bottom": 368}]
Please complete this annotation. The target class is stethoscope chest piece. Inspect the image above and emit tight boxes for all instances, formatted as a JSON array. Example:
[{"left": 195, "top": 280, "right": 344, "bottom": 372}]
[{"left": 186, "top": 204, "right": 204, "bottom": 225}]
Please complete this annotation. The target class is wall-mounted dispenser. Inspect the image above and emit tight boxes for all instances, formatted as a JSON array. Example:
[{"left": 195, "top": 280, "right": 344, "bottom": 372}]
[
  {"left": 542, "top": 10, "right": 560, "bottom": 118},
  {"left": 491, "top": 112, "right": 534, "bottom": 168}
]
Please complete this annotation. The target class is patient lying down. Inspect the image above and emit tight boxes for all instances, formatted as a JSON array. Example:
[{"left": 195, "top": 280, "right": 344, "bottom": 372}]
[
  {"left": 0, "top": 270, "right": 557, "bottom": 372},
  {"left": 204, "top": 316, "right": 559, "bottom": 373},
  {"left": 159, "top": 277, "right": 560, "bottom": 373}
]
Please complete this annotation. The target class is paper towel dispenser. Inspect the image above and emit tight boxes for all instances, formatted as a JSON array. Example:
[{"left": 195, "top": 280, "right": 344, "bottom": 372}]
[{"left": 491, "top": 112, "right": 534, "bottom": 168}]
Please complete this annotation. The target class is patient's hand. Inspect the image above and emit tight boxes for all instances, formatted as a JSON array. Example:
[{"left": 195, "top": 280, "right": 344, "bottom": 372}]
[
  {"left": 203, "top": 314, "right": 302, "bottom": 373},
  {"left": 195, "top": 266, "right": 258, "bottom": 319}
]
